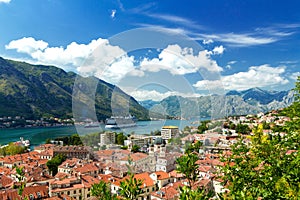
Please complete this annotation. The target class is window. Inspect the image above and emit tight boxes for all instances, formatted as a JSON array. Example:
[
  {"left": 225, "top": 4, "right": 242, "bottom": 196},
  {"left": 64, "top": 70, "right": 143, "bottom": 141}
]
[
  {"left": 29, "top": 194, "right": 34, "bottom": 200},
  {"left": 74, "top": 190, "right": 76, "bottom": 194},
  {"left": 37, "top": 192, "right": 41, "bottom": 198}
]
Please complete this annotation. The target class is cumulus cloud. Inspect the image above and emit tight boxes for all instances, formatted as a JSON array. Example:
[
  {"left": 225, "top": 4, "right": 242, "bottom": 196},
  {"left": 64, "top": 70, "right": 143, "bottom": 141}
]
[
  {"left": 76, "top": 40, "right": 138, "bottom": 83},
  {"left": 0, "top": 0, "right": 11, "bottom": 3},
  {"left": 193, "top": 64, "right": 289, "bottom": 91},
  {"left": 5, "top": 37, "right": 120, "bottom": 73},
  {"left": 5, "top": 37, "right": 223, "bottom": 84},
  {"left": 140, "top": 44, "right": 223, "bottom": 75},
  {"left": 6, "top": 37, "right": 48, "bottom": 54},
  {"left": 212, "top": 45, "right": 225, "bottom": 55}
]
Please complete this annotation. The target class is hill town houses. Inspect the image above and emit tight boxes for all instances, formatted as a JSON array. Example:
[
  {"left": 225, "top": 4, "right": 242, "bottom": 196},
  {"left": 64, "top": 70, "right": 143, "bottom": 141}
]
[{"left": 0, "top": 111, "right": 293, "bottom": 199}]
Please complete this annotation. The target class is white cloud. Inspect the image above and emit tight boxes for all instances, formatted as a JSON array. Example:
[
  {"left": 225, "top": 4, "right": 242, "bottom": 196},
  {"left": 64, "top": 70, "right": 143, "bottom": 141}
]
[
  {"left": 193, "top": 64, "right": 289, "bottom": 91},
  {"left": 111, "top": 9, "right": 116, "bottom": 18},
  {"left": 225, "top": 60, "right": 237, "bottom": 70},
  {"left": 128, "top": 89, "right": 201, "bottom": 101},
  {"left": 212, "top": 45, "right": 225, "bottom": 55},
  {"left": 290, "top": 72, "right": 300, "bottom": 80},
  {"left": 136, "top": 24, "right": 188, "bottom": 35},
  {"left": 97, "top": 55, "right": 143, "bottom": 84},
  {"left": 140, "top": 44, "right": 223, "bottom": 75},
  {"left": 6, "top": 37, "right": 48, "bottom": 54},
  {"left": 202, "top": 39, "right": 213, "bottom": 45},
  {"left": 279, "top": 60, "right": 298, "bottom": 65},
  {"left": 5, "top": 37, "right": 115, "bottom": 72},
  {"left": 227, "top": 60, "right": 237, "bottom": 65},
  {"left": 76, "top": 40, "right": 138, "bottom": 83},
  {"left": 5, "top": 37, "right": 223, "bottom": 84},
  {"left": 0, "top": 0, "right": 11, "bottom": 3},
  {"left": 225, "top": 65, "right": 232, "bottom": 70},
  {"left": 198, "top": 33, "right": 276, "bottom": 47},
  {"left": 145, "top": 13, "right": 205, "bottom": 30}
]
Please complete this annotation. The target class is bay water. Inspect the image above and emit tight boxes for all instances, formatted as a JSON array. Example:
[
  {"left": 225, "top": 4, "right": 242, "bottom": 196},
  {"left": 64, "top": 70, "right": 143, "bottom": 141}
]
[{"left": 0, "top": 119, "right": 201, "bottom": 149}]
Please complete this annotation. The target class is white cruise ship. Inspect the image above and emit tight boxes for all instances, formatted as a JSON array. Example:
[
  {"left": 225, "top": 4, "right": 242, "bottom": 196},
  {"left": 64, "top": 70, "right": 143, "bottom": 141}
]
[{"left": 105, "top": 115, "right": 137, "bottom": 129}]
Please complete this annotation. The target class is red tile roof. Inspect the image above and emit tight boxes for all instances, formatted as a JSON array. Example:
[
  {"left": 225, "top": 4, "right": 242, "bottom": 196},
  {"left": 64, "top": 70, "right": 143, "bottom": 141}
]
[
  {"left": 154, "top": 171, "right": 170, "bottom": 180},
  {"left": 0, "top": 185, "right": 48, "bottom": 200},
  {"left": 114, "top": 172, "right": 155, "bottom": 188},
  {"left": 0, "top": 174, "right": 13, "bottom": 188}
]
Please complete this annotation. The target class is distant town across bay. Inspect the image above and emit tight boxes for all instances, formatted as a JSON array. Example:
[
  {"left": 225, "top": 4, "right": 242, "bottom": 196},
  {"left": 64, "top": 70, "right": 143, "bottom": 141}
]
[{"left": 0, "top": 119, "right": 204, "bottom": 149}]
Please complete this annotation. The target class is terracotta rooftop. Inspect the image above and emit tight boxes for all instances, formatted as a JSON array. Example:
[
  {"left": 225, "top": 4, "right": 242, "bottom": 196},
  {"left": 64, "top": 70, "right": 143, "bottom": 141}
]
[
  {"left": 169, "top": 170, "right": 184, "bottom": 178},
  {"left": 151, "top": 181, "right": 184, "bottom": 200},
  {"left": 129, "top": 152, "right": 148, "bottom": 162},
  {"left": 0, "top": 185, "right": 48, "bottom": 200},
  {"left": 74, "top": 163, "right": 100, "bottom": 174},
  {"left": 0, "top": 174, "right": 13, "bottom": 188},
  {"left": 114, "top": 172, "right": 155, "bottom": 188},
  {"left": 154, "top": 171, "right": 170, "bottom": 180}
]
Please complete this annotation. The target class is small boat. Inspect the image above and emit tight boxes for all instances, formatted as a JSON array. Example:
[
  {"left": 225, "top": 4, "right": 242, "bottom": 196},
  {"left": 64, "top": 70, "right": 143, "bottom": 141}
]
[{"left": 17, "top": 137, "right": 30, "bottom": 147}]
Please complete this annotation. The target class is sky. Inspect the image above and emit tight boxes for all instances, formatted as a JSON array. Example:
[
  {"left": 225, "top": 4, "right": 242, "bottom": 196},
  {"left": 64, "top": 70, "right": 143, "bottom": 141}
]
[{"left": 1, "top": 0, "right": 300, "bottom": 101}]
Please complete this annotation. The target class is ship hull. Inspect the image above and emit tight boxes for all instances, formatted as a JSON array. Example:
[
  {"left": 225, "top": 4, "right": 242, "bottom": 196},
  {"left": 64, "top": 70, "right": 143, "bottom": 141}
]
[{"left": 105, "top": 123, "right": 136, "bottom": 129}]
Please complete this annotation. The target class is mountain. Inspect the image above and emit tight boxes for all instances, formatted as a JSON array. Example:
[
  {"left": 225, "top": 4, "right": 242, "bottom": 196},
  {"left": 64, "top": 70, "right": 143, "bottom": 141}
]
[
  {"left": 150, "top": 88, "right": 294, "bottom": 119},
  {"left": 0, "top": 57, "right": 149, "bottom": 120},
  {"left": 229, "top": 87, "right": 290, "bottom": 105},
  {"left": 138, "top": 100, "right": 160, "bottom": 110}
]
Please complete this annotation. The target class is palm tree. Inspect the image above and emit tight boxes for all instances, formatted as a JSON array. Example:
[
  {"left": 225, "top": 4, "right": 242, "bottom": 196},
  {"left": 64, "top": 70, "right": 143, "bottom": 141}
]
[
  {"left": 91, "top": 181, "right": 117, "bottom": 200},
  {"left": 119, "top": 173, "right": 143, "bottom": 200},
  {"left": 176, "top": 152, "right": 199, "bottom": 188},
  {"left": 179, "top": 186, "right": 214, "bottom": 200}
]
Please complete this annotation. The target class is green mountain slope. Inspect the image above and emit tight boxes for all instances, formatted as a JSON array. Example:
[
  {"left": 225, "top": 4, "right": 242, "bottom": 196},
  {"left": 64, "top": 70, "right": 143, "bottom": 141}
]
[{"left": 0, "top": 57, "right": 149, "bottom": 120}]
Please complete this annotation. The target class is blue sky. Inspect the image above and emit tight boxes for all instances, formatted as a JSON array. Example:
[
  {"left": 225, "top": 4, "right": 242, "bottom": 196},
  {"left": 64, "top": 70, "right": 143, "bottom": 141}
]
[{"left": 1, "top": 0, "right": 300, "bottom": 101}]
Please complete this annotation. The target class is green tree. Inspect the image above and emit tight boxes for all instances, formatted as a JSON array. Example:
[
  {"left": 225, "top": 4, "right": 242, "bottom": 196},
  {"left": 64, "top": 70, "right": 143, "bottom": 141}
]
[
  {"left": 185, "top": 141, "right": 203, "bottom": 154},
  {"left": 91, "top": 181, "right": 117, "bottom": 200},
  {"left": 15, "top": 166, "right": 26, "bottom": 196},
  {"left": 221, "top": 124, "right": 300, "bottom": 199},
  {"left": 131, "top": 144, "right": 140, "bottom": 153},
  {"left": 54, "top": 134, "right": 83, "bottom": 146},
  {"left": 179, "top": 185, "right": 214, "bottom": 200},
  {"left": 198, "top": 120, "right": 210, "bottom": 134},
  {"left": 262, "top": 121, "right": 271, "bottom": 129},
  {"left": 120, "top": 146, "right": 128, "bottom": 150},
  {"left": 116, "top": 132, "right": 127, "bottom": 145},
  {"left": 235, "top": 123, "right": 250, "bottom": 134},
  {"left": 119, "top": 173, "right": 143, "bottom": 200},
  {"left": 1, "top": 142, "right": 27, "bottom": 156},
  {"left": 46, "top": 154, "right": 66, "bottom": 176},
  {"left": 45, "top": 138, "right": 52, "bottom": 144},
  {"left": 70, "top": 134, "right": 83, "bottom": 145},
  {"left": 176, "top": 142, "right": 215, "bottom": 199},
  {"left": 176, "top": 152, "right": 199, "bottom": 188},
  {"left": 220, "top": 77, "right": 300, "bottom": 199}
]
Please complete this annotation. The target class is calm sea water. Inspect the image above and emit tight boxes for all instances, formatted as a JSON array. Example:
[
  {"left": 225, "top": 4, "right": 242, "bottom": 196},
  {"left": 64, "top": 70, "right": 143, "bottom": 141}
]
[{"left": 0, "top": 119, "right": 202, "bottom": 149}]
